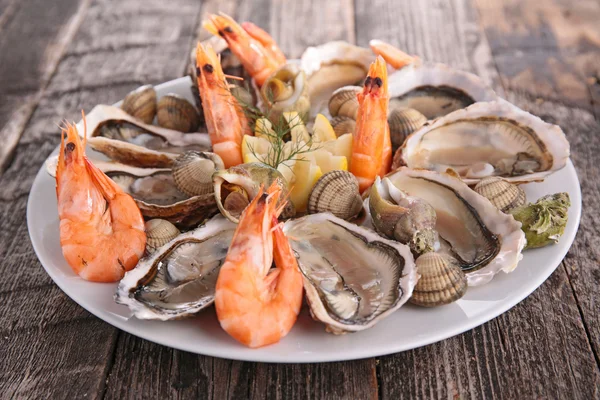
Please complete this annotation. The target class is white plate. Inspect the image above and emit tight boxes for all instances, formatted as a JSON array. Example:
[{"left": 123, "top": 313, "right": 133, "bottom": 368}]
[{"left": 27, "top": 76, "right": 582, "bottom": 363}]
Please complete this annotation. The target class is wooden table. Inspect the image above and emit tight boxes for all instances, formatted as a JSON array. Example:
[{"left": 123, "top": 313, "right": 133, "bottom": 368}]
[{"left": 1, "top": 0, "right": 599, "bottom": 398}]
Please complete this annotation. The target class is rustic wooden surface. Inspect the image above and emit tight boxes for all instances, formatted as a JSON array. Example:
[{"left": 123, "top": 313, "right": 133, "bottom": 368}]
[{"left": 0, "top": 0, "right": 598, "bottom": 398}]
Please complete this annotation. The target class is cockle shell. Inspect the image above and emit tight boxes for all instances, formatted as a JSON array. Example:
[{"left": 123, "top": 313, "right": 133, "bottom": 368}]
[
  {"left": 121, "top": 85, "right": 157, "bottom": 124},
  {"left": 387, "top": 106, "right": 427, "bottom": 152},
  {"left": 474, "top": 176, "right": 526, "bottom": 213},
  {"left": 410, "top": 252, "right": 467, "bottom": 307},
  {"left": 307, "top": 170, "right": 363, "bottom": 221},
  {"left": 157, "top": 94, "right": 201, "bottom": 133},
  {"left": 328, "top": 86, "right": 360, "bottom": 119},
  {"left": 145, "top": 219, "right": 180, "bottom": 252},
  {"left": 330, "top": 115, "right": 356, "bottom": 137},
  {"left": 172, "top": 151, "right": 224, "bottom": 197}
]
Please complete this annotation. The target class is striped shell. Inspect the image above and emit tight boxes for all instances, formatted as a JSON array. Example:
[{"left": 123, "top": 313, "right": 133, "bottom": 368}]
[
  {"left": 157, "top": 94, "right": 201, "bottom": 133},
  {"left": 328, "top": 86, "right": 361, "bottom": 119},
  {"left": 387, "top": 106, "right": 427, "bottom": 151},
  {"left": 172, "top": 151, "right": 224, "bottom": 197},
  {"left": 330, "top": 115, "right": 356, "bottom": 137},
  {"left": 474, "top": 177, "right": 526, "bottom": 213},
  {"left": 410, "top": 252, "right": 467, "bottom": 307},
  {"left": 145, "top": 219, "right": 180, "bottom": 252},
  {"left": 121, "top": 85, "right": 157, "bottom": 124},
  {"left": 307, "top": 170, "right": 363, "bottom": 220}
]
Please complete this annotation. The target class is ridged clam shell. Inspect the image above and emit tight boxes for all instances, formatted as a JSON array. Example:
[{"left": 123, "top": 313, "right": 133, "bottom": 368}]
[
  {"left": 307, "top": 170, "right": 363, "bottom": 220},
  {"left": 474, "top": 176, "right": 526, "bottom": 213},
  {"left": 410, "top": 252, "right": 467, "bottom": 307},
  {"left": 330, "top": 116, "right": 356, "bottom": 137},
  {"left": 328, "top": 86, "right": 361, "bottom": 119},
  {"left": 388, "top": 107, "right": 427, "bottom": 151},
  {"left": 173, "top": 151, "right": 224, "bottom": 197},
  {"left": 145, "top": 218, "right": 180, "bottom": 252},
  {"left": 121, "top": 85, "right": 157, "bottom": 124},
  {"left": 157, "top": 94, "right": 201, "bottom": 133}
]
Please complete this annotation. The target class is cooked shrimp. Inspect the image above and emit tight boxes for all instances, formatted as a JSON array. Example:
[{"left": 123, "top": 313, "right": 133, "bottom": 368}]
[
  {"left": 203, "top": 13, "right": 285, "bottom": 87},
  {"left": 241, "top": 22, "right": 286, "bottom": 65},
  {"left": 215, "top": 183, "right": 303, "bottom": 348},
  {"left": 350, "top": 56, "right": 392, "bottom": 192},
  {"left": 369, "top": 39, "right": 419, "bottom": 70},
  {"left": 196, "top": 43, "right": 247, "bottom": 167},
  {"left": 55, "top": 118, "right": 146, "bottom": 282}
]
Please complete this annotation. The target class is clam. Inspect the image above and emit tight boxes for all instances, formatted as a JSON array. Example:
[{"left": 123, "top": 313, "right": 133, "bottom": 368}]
[
  {"left": 410, "top": 252, "right": 467, "bottom": 307},
  {"left": 510, "top": 192, "right": 570, "bottom": 249},
  {"left": 172, "top": 151, "right": 224, "bottom": 197},
  {"left": 387, "top": 167, "right": 526, "bottom": 286},
  {"left": 121, "top": 85, "right": 157, "bottom": 124},
  {"left": 92, "top": 160, "right": 218, "bottom": 228},
  {"left": 307, "top": 170, "right": 363, "bottom": 221},
  {"left": 213, "top": 163, "right": 292, "bottom": 223},
  {"left": 388, "top": 62, "right": 497, "bottom": 119},
  {"left": 145, "top": 219, "right": 180, "bottom": 253},
  {"left": 156, "top": 94, "right": 202, "bottom": 133},
  {"left": 284, "top": 213, "right": 418, "bottom": 334},
  {"left": 261, "top": 64, "right": 310, "bottom": 122},
  {"left": 330, "top": 115, "right": 356, "bottom": 137},
  {"left": 77, "top": 105, "right": 211, "bottom": 168},
  {"left": 369, "top": 177, "right": 437, "bottom": 255},
  {"left": 116, "top": 216, "right": 236, "bottom": 320},
  {"left": 474, "top": 177, "right": 526, "bottom": 213},
  {"left": 396, "top": 100, "right": 570, "bottom": 184},
  {"left": 301, "top": 41, "right": 373, "bottom": 116},
  {"left": 387, "top": 105, "right": 427, "bottom": 152},
  {"left": 328, "top": 86, "right": 360, "bottom": 119}
]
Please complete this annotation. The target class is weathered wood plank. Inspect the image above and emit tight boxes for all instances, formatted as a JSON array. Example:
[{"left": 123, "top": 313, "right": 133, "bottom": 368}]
[
  {"left": 0, "top": 0, "right": 90, "bottom": 173},
  {"left": 356, "top": 0, "right": 600, "bottom": 398}
]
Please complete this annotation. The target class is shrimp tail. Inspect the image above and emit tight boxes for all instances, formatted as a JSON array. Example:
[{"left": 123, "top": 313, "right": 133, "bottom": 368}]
[{"left": 369, "top": 39, "right": 419, "bottom": 70}]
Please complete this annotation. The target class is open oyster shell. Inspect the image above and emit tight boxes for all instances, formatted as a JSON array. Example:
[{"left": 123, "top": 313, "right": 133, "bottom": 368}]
[
  {"left": 386, "top": 168, "right": 526, "bottom": 286},
  {"left": 300, "top": 41, "right": 373, "bottom": 117},
  {"left": 387, "top": 62, "right": 498, "bottom": 119},
  {"left": 397, "top": 100, "right": 570, "bottom": 184},
  {"left": 283, "top": 213, "right": 418, "bottom": 334},
  {"left": 76, "top": 105, "right": 212, "bottom": 168},
  {"left": 116, "top": 216, "right": 236, "bottom": 320}
]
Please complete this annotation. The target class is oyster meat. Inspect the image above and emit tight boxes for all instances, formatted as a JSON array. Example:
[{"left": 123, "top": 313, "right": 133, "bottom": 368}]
[
  {"left": 386, "top": 168, "right": 526, "bottom": 286},
  {"left": 388, "top": 62, "right": 497, "bottom": 119},
  {"left": 397, "top": 100, "right": 570, "bottom": 184},
  {"left": 116, "top": 216, "right": 236, "bottom": 320},
  {"left": 284, "top": 213, "right": 417, "bottom": 334},
  {"left": 76, "top": 105, "right": 212, "bottom": 168}
]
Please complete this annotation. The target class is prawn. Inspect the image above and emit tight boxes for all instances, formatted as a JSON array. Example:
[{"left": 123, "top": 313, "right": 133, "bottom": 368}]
[
  {"left": 55, "top": 117, "right": 146, "bottom": 282},
  {"left": 196, "top": 43, "right": 248, "bottom": 167},
  {"left": 215, "top": 183, "right": 303, "bottom": 348},
  {"left": 203, "top": 13, "right": 286, "bottom": 87},
  {"left": 350, "top": 56, "right": 392, "bottom": 192},
  {"left": 369, "top": 39, "right": 419, "bottom": 70}
]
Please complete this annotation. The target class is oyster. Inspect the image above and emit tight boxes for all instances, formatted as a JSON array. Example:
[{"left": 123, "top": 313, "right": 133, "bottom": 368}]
[
  {"left": 284, "top": 213, "right": 418, "bottom": 334},
  {"left": 95, "top": 160, "right": 218, "bottom": 228},
  {"left": 397, "top": 100, "right": 570, "bottom": 184},
  {"left": 510, "top": 192, "right": 570, "bottom": 249},
  {"left": 213, "top": 163, "right": 292, "bottom": 223},
  {"left": 76, "top": 105, "right": 211, "bottom": 168},
  {"left": 116, "top": 216, "right": 236, "bottom": 320},
  {"left": 261, "top": 63, "right": 310, "bottom": 122},
  {"left": 387, "top": 62, "right": 497, "bottom": 119},
  {"left": 301, "top": 41, "right": 373, "bottom": 117},
  {"left": 387, "top": 168, "right": 526, "bottom": 286}
]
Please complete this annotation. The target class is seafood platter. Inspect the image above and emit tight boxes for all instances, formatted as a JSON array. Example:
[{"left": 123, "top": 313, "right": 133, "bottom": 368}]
[{"left": 28, "top": 14, "right": 581, "bottom": 361}]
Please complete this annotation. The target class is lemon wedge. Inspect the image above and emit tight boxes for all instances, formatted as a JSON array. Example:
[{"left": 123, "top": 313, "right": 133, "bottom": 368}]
[
  {"left": 321, "top": 133, "right": 353, "bottom": 165},
  {"left": 283, "top": 111, "right": 310, "bottom": 142},
  {"left": 241, "top": 135, "right": 271, "bottom": 164},
  {"left": 289, "top": 154, "right": 322, "bottom": 212},
  {"left": 312, "top": 114, "right": 337, "bottom": 142},
  {"left": 312, "top": 149, "right": 347, "bottom": 174}
]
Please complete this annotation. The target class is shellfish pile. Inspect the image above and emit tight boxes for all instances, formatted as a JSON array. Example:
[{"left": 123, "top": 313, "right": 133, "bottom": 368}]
[{"left": 48, "top": 16, "right": 572, "bottom": 348}]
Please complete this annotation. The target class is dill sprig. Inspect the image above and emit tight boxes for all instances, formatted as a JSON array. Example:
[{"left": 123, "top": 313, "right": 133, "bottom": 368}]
[{"left": 231, "top": 85, "right": 319, "bottom": 170}]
